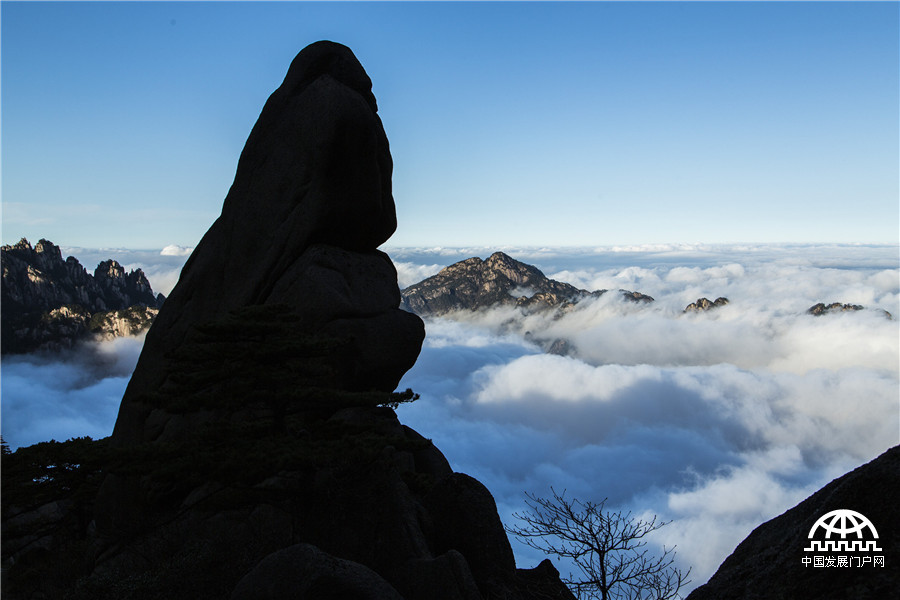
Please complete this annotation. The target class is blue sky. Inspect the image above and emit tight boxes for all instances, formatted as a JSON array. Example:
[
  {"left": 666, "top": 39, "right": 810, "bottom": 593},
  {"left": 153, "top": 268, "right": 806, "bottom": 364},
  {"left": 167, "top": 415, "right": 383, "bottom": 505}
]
[{"left": 2, "top": 1, "right": 898, "bottom": 249}]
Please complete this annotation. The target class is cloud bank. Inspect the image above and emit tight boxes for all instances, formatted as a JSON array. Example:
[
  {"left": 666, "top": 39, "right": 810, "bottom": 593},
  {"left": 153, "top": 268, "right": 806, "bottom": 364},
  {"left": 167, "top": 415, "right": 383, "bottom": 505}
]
[
  {"left": 2, "top": 243, "right": 897, "bottom": 592},
  {"left": 1, "top": 336, "right": 145, "bottom": 449},
  {"left": 392, "top": 244, "right": 899, "bottom": 588}
]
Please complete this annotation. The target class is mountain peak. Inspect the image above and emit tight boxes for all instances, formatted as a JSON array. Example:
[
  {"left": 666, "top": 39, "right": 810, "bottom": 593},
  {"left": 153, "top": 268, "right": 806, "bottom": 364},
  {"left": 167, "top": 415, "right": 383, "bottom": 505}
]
[
  {"left": 6, "top": 237, "right": 33, "bottom": 251},
  {"left": 402, "top": 252, "right": 585, "bottom": 316},
  {"left": 34, "top": 238, "right": 62, "bottom": 258},
  {"left": 402, "top": 252, "right": 653, "bottom": 317},
  {"left": 485, "top": 250, "right": 518, "bottom": 265}
]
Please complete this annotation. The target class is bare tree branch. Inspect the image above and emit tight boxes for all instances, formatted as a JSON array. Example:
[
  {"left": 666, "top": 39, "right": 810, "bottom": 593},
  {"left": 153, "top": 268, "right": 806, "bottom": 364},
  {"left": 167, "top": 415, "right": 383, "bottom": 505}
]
[{"left": 507, "top": 489, "right": 691, "bottom": 600}]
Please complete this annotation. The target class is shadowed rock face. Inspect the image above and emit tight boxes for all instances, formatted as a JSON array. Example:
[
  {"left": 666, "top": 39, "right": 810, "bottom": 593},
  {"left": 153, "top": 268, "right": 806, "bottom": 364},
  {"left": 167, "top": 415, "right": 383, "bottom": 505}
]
[{"left": 111, "top": 41, "right": 424, "bottom": 446}]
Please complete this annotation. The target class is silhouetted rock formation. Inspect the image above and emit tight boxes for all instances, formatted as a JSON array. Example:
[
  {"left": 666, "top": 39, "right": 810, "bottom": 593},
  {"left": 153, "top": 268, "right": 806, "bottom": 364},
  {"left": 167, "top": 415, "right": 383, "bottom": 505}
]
[
  {"left": 401, "top": 252, "right": 653, "bottom": 317},
  {"left": 110, "top": 40, "right": 425, "bottom": 447},
  {"left": 0, "top": 41, "right": 577, "bottom": 600},
  {"left": 687, "top": 446, "right": 899, "bottom": 600},
  {"left": 1, "top": 238, "right": 164, "bottom": 353},
  {"left": 684, "top": 297, "right": 729, "bottom": 313}
]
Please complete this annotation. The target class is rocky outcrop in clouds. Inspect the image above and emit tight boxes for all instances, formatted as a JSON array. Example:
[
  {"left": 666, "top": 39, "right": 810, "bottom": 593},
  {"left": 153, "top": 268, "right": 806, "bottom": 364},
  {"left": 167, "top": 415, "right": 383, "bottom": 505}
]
[
  {"left": 1, "top": 238, "right": 164, "bottom": 353},
  {"left": 401, "top": 251, "right": 653, "bottom": 317}
]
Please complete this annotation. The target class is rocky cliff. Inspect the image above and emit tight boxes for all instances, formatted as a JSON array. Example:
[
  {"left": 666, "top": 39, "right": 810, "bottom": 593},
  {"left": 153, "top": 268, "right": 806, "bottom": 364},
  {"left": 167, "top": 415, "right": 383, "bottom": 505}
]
[
  {"left": 0, "top": 41, "right": 574, "bottom": 600},
  {"left": 1, "top": 238, "right": 164, "bottom": 353},
  {"left": 687, "top": 446, "right": 899, "bottom": 600},
  {"left": 401, "top": 251, "right": 653, "bottom": 317}
]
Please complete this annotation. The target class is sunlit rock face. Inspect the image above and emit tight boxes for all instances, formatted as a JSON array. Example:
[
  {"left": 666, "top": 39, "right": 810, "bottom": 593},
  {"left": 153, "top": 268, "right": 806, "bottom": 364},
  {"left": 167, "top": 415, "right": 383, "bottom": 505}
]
[
  {"left": 683, "top": 297, "right": 729, "bottom": 312},
  {"left": 400, "top": 251, "right": 654, "bottom": 317},
  {"left": 401, "top": 252, "right": 587, "bottom": 315},
  {"left": 111, "top": 40, "right": 425, "bottom": 446}
]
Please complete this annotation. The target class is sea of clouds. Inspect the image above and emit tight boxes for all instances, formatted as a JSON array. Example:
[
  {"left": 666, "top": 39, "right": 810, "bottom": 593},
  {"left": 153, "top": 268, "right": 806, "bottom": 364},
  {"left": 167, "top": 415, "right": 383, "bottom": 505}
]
[
  {"left": 2, "top": 243, "right": 898, "bottom": 591},
  {"left": 392, "top": 243, "right": 899, "bottom": 588}
]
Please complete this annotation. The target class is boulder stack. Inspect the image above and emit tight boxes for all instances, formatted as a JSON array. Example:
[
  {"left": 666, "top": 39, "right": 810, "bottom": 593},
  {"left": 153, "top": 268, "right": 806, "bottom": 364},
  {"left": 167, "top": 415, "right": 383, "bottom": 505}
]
[{"left": 110, "top": 40, "right": 425, "bottom": 446}]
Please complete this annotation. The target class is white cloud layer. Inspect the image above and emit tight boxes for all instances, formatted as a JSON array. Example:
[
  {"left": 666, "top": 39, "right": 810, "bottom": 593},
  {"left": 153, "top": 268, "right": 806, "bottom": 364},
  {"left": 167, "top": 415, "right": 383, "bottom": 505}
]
[
  {"left": 391, "top": 259, "right": 445, "bottom": 290},
  {"left": 1, "top": 336, "right": 145, "bottom": 449},
  {"left": 2, "top": 244, "right": 897, "bottom": 593},
  {"left": 160, "top": 244, "right": 195, "bottom": 257},
  {"left": 393, "top": 244, "right": 899, "bottom": 589}
]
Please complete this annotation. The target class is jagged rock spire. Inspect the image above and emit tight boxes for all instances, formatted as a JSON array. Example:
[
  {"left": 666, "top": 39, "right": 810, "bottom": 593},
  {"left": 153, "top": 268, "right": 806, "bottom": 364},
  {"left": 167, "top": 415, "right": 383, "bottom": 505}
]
[{"left": 110, "top": 41, "right": 424, "bottom": 445}]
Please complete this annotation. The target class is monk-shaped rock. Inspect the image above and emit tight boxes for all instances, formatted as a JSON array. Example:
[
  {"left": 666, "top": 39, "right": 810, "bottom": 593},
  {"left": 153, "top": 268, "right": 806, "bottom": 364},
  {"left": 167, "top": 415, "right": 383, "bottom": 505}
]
[{"left": 110, "top": 41, "right": 425, "bottom": 445}]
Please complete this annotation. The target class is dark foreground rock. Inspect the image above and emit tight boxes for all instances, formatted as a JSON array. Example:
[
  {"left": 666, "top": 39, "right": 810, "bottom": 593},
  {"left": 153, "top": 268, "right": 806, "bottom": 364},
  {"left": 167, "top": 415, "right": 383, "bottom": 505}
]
[
  {"left": 687, "top": 446, "right": 900, "bottom": 600},
  {"left": 401, "top": 251, "right": 653, "bottom": 317},
  {"left": 231, "top": 543, "right": 406, "bottom": 600},
  {"left": 2, "top": 406, "right": 574, "bottom": 600},
  {"left": 110, "top": 39, "right": 425, "bottom": 447},
  {"left": 0, "top": 41, "right": 573, "bottom": 600},
  {"left": 1, "top": 238, "right": 164, "bottom": 353}
]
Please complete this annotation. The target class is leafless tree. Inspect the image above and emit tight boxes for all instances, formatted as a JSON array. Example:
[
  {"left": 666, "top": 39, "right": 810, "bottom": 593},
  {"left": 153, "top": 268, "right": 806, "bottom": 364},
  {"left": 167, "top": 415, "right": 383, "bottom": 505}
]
[{"left": 507, "top": 489, "right": 691, "bottom": 600}]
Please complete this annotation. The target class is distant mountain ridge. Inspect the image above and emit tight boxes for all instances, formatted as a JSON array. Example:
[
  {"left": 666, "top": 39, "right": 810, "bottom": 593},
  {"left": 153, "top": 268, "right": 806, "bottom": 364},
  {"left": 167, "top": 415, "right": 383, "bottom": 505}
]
[
  {"left": 401, "top": 252, "right": 892, "bottom": 321},
  {"left": 401, "top": 251, "right": 653, "bottom": 317},
  {"left": 1, "top": 238, "right": 166, "bottom": 353}
]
